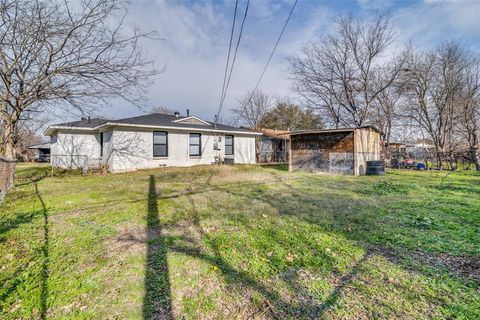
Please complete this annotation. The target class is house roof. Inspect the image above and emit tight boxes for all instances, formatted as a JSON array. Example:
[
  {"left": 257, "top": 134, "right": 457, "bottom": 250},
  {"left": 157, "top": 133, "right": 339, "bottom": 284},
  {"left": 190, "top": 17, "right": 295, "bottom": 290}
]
[
  {"left": 112, "top": 113, "right": 253, "bottom": 133},
  {"left": 45, "top": 113, "right": 261, "bottom": 136},
  {"left": 284, "top": 126, "right": 383, "bottom": 136},
  {"left": 258, "top": 128, "right": 290, "bottom": 139},
  {"left": 51, "top": 118, "right": 109, "bottom": 128}
]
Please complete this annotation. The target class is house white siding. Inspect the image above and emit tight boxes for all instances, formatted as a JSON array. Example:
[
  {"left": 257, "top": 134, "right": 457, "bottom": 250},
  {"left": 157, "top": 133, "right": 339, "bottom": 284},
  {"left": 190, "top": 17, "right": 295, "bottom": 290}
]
[
  {"left": 50, "top": 130, "right": 101, "bottom": 169},
  {"left": 102, "top": 130, "right": 114, "bottom": 166},
  {"left": 48, "top": 122, "right": 258, "bottom": 172},
  {"left": 233, "top": 135, "right": 256, "bottom": 164},
  {"left": 107, "top": 128, "right": 256, "bottom": 172}
]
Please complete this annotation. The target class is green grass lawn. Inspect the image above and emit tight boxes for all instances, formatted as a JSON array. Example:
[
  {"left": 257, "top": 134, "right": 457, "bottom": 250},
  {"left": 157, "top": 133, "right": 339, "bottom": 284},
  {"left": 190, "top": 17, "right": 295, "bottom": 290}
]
[{"left": 1, "top": 163, "right": 479, "bottom": 319}]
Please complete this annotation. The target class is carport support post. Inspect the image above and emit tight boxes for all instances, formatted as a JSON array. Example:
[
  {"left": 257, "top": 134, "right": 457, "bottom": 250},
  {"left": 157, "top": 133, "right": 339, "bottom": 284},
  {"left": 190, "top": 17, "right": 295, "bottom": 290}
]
[
  {"left": 353, "top": 129, "right": 358, "bottom": 176},
  {"left": 288, "top": 137, "right": 292, "bottom": 172}
]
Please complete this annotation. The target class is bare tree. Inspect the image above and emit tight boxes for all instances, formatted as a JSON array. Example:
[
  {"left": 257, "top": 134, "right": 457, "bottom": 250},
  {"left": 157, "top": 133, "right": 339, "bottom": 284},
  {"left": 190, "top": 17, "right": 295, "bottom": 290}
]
[
  {"left": 12, "top": 119, "right": 44, "bottom": 161},
  {"left": 456, "top": 54, "right": 480, "bottom": 170},
  {"left": 290, "top": 13, "right": 404, "bottom": 128},
  {"left": 1, "top": 104, "right": 49, "bottom": 159},
  {"left": 150, "top": 106, "right": 175, "bottom": 115},
  {"left": 0, "top": 0, "right": 158, "bottom": 199},
  {"left": 370, "top": 64, "right": 407, "bottom": 146},
  {"left": 212, "top": 114, "right": 237, "bottom": 127},
  {"left": 402, "top": 42, "right": 470, "bottom": 169},
  {"left": 231, "top": 89, "right": 273, "bottom": 160},
  {"left": 231, "top": 89, "right": 273, "bottom": 131}
]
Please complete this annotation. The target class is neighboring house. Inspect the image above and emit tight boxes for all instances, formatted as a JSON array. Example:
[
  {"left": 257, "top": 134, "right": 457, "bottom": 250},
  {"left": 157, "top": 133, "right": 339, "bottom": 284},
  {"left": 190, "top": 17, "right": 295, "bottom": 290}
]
[
  {"left": 257, "top": 129, "right": 289, "bottom": 163},
  {"left": 28, "top": 142, "right": 51, "bottom": 162},
  {"left": 45, "top": 113, "right": 261, "bottom": 172},
  {"left": 287, "top": 126, "right": 382, "bottom": 176}
]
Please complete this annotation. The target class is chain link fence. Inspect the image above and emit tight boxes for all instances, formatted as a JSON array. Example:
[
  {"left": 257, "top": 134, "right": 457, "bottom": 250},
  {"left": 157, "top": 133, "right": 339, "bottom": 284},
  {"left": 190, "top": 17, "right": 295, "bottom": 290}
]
[{"left": 387, "top": 148, "right": 480, "bottom": 170}]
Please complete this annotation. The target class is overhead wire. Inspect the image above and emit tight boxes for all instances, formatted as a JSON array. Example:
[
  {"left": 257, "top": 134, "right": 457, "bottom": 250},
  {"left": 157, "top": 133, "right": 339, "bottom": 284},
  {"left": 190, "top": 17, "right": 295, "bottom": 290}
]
[
  {"left": 217, "top": 0, "right": 239, "bottom": 123},
  {"left": 215, "top": 0, "right": 250, "bottom": 128},
  {"left": 245, "top": 0, "right": 298, "bottom": 108}
]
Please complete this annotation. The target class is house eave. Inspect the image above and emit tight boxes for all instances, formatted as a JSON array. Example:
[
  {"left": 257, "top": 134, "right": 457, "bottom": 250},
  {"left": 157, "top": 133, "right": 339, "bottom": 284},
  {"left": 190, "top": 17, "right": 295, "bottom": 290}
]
[
  {"left": 44, "top": 126, "right": 95, "bottom": 136},
  {"left": 94, "top": 122, "right": 263, "bottom": 136},
  {"left": 284, "top": 126, "right": 383, "bottom": 137}
]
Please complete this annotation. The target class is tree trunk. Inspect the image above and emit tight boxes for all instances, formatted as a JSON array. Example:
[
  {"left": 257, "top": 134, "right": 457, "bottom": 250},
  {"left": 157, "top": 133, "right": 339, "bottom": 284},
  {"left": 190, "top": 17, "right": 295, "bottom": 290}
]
[
  {"left": 0, "top": 157, "right": 16, "bottom": 204},
  {"left": 470, "top": 147, "right": 480, "bottom": 171},
  {"left": 433, "top": 146, "right": 442, "bottom": 170},
  {"left": 3, "top": 120, "right": 16, "bottom": 160},
  {"left": 0, "top": 123, "right": 17, "bottom": 204},
  {"left": 448, "top": 150, "right": 457, "bottom": 171},
  {"left": 255, "top": 136, "right": 261, "bottom": 163}
]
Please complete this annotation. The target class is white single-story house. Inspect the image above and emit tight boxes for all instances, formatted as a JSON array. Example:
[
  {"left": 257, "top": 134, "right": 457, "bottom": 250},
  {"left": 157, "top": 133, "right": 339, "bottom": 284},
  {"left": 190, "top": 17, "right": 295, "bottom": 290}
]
[{"left": 45, "top": 113, "right": 261, "bottom": 172}]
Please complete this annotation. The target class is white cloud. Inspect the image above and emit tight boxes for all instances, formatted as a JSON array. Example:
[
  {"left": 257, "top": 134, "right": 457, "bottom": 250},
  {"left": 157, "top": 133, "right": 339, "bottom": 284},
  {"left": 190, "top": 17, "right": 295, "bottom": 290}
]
[
  {"left": 392, "top": 0, "right": 480, "bottom": 50},
  {"left": 62, "top": 0, "right": 480, "bottom": 124},
  {"left": 98, "top": 0, "right": 323, "bottom": 122},
  {"left": 356, "top": 0, "right": 393, "bottom": 10}
]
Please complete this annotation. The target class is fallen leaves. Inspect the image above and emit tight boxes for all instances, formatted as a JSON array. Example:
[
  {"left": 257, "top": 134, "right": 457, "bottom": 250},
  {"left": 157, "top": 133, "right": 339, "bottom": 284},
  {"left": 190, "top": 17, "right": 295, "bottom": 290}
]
[{"left": 286, "top": 253, "right": 295, "bottom": 262}]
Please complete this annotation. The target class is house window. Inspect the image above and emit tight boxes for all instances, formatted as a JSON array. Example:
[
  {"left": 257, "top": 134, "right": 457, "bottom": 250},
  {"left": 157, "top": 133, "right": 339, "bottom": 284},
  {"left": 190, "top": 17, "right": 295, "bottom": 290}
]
[
  {"left": 189, "top": 133, "right": 202, "bottom": 156},
  {"left": 225, "top": 135, "right": 234, "bottom": 156},
  {"left": 153, "top": 131, "right": 168, "bottom": 157}
]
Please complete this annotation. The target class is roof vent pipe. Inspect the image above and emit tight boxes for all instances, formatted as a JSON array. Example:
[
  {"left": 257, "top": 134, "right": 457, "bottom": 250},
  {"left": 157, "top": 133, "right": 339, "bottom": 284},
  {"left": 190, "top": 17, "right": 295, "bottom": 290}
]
[
  {"left": 187, "top": 109, "right": 190, "bottom": 117},
  {"left": 174, "top": 111, "right": 180, "bottom": 118}
]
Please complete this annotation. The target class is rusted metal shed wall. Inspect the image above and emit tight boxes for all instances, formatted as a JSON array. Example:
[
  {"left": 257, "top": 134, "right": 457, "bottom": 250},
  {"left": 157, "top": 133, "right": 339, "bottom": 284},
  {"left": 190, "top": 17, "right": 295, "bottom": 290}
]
[
  {"left": 288, "top": 127, "right": 382, "bottom": 175},
  {"left": 289, "top": 132, "right": 355, "bottom": 174}
]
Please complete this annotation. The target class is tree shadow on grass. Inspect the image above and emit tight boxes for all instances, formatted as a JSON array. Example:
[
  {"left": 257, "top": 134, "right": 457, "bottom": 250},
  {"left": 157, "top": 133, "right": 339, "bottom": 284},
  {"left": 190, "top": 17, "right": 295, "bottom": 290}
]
[
  {"left": 206, "top": 174, "right": 479, "bottom": 314},
  {"left": 143, "top": 175, "right": 173, "bottom": 320},
  {"left": 316, "top": 249, "right": 372, "bottom": 318},
  {"left": 168, "top": 206, "right": 308, "bottom": 317},
  {"left": 159, "top": 173, "right": 352, "bottom": 318},
  {"left": 259, "top": 164, "right": 289, "bottom": 171},
  {"left": 15, "top": 172, "right": 48, "bottom": 187},
  {"left": 0, "top": 184, "right": 50, "bottom": 316},
  {"left": 136, "top": 170, "right": 478, "bottom": 318},
  {"left": 254, "top": 174, "right": 480, "bottom": 285},
  {"left": 0, "top": 211, "right": 43, "bottom": 241},
  {"left": 34, "top": 182, "right": 49, "bottom": 320}
]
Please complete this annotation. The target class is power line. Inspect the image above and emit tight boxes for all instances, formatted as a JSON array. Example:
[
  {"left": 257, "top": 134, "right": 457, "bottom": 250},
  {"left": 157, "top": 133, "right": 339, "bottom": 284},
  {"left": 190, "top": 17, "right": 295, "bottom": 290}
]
[
  {"left": 246, "top": 0, "right": 298, "bottom": 107},
  {"left": 217, "top": 0, "right": 238, "bottom": 121},
  {"left": 216, "top": 0, "right": 250, "bottom": 127}
]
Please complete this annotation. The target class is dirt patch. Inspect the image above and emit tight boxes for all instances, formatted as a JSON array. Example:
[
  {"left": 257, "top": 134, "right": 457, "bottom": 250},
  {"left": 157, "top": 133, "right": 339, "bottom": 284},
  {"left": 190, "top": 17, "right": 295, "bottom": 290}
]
[
  {"left": 106, "top": 224, "right": 148, "bottom": 258},
  {"left": 434, "top": 254, "right": 480, "bottom": 282},
  {"left": 370, "top": 245, "right": 480, "bottom": 283}
]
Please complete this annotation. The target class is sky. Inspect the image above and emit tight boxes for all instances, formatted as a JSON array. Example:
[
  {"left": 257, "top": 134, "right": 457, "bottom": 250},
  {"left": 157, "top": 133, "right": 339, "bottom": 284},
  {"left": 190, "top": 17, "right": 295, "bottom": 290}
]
[{"left": 86, "top": 0, "right": 480, "bottom": 124}]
